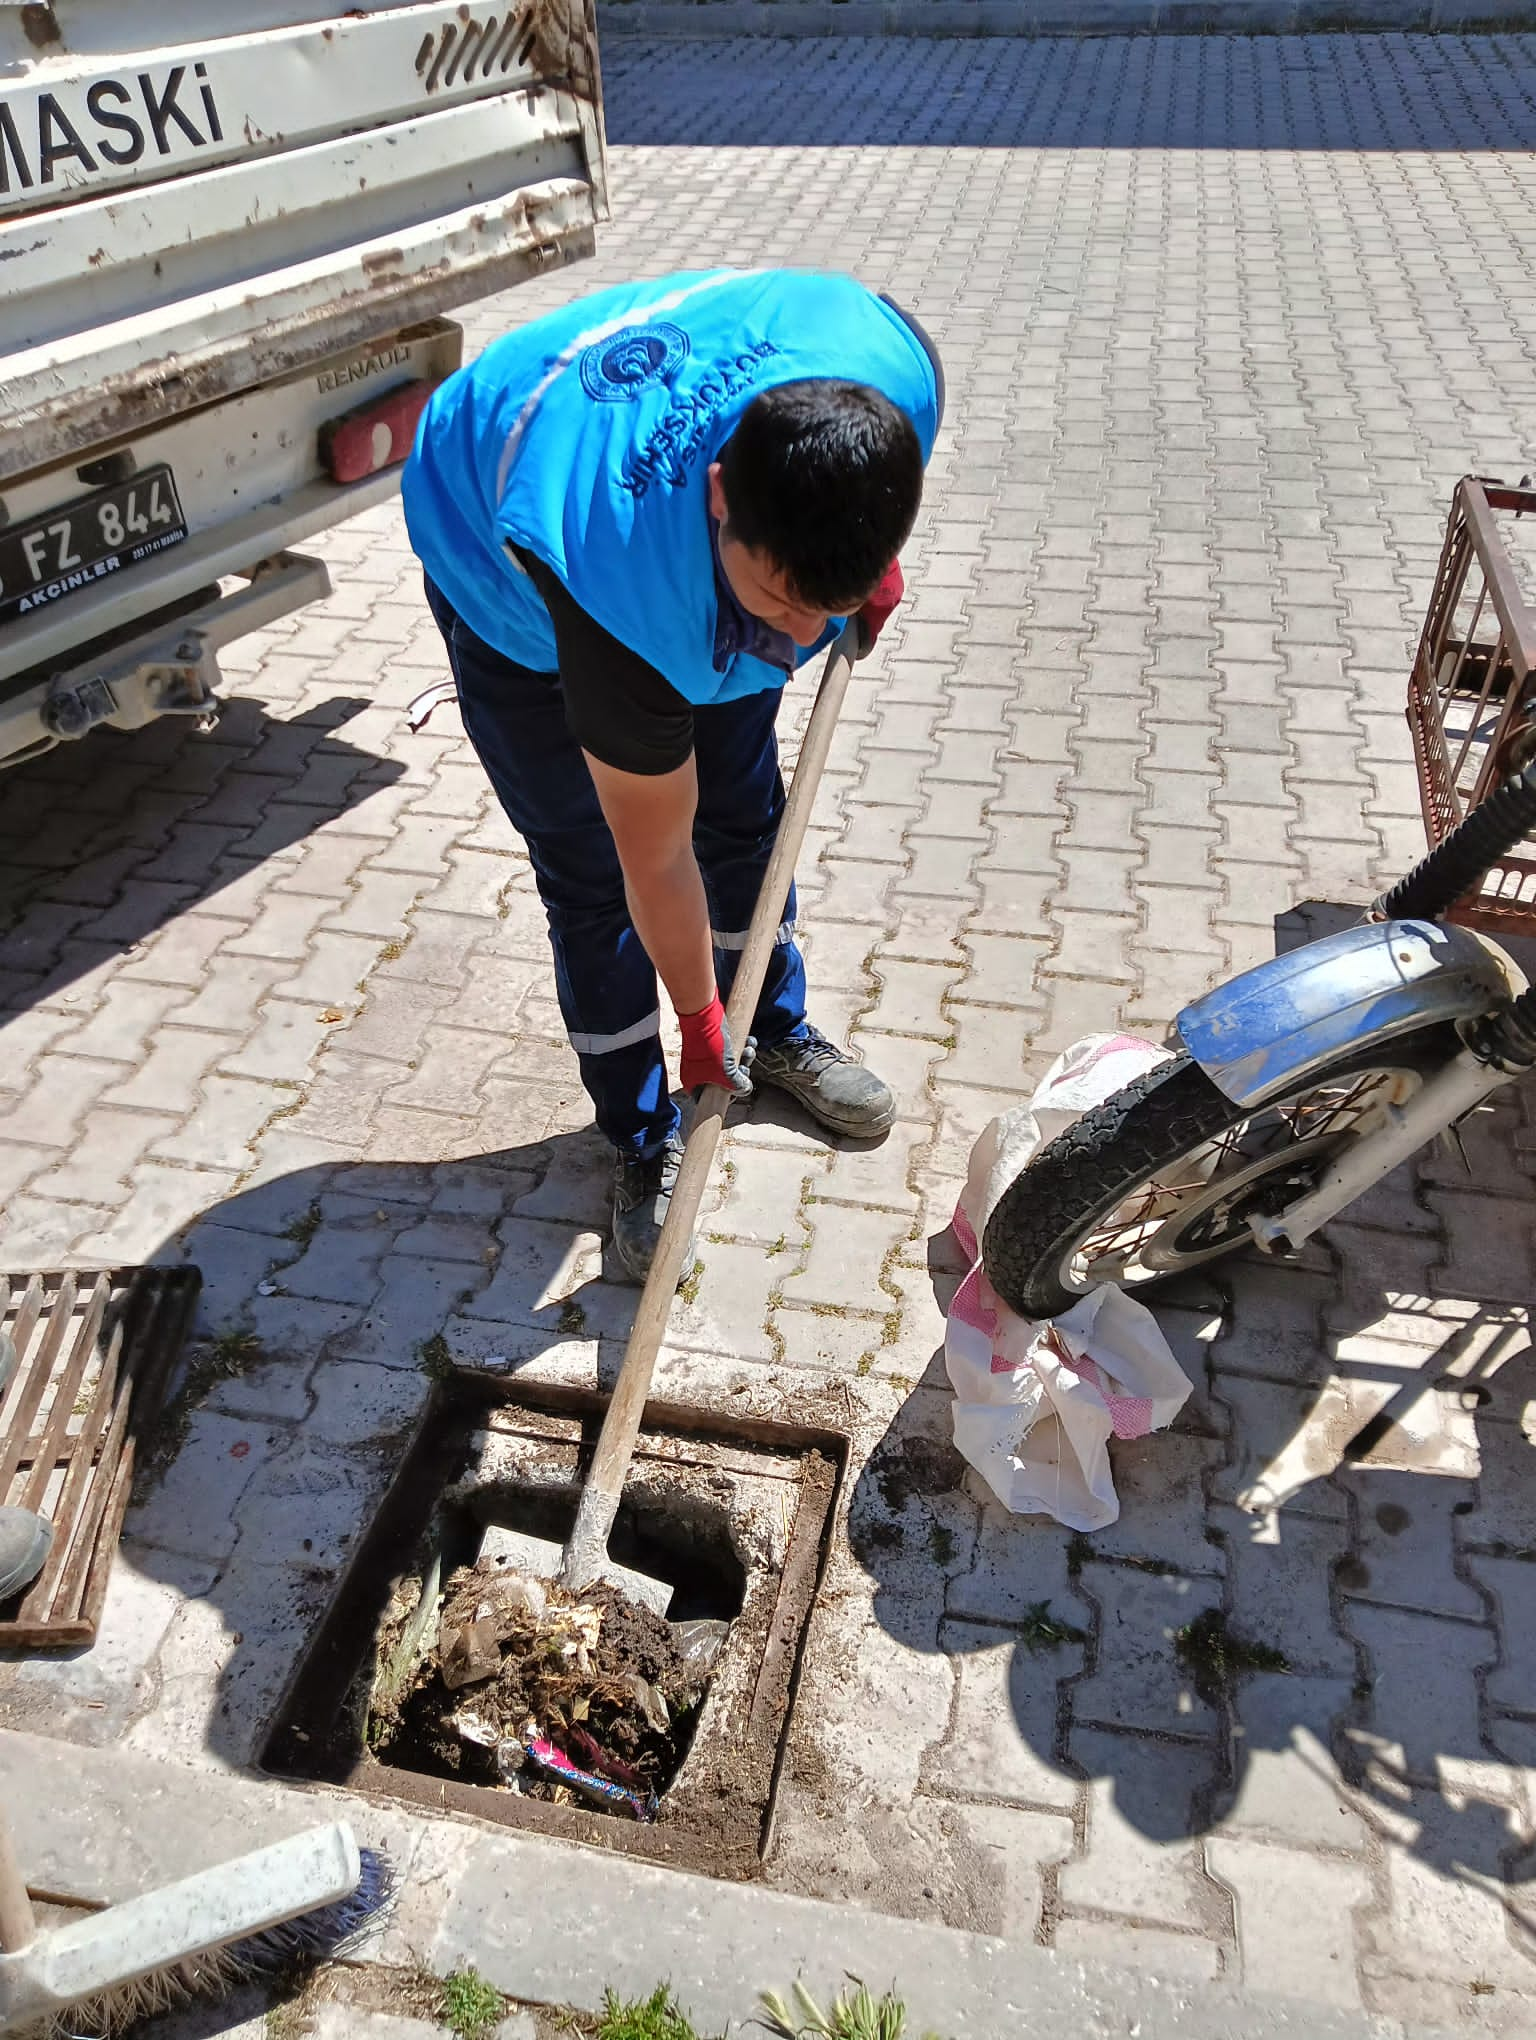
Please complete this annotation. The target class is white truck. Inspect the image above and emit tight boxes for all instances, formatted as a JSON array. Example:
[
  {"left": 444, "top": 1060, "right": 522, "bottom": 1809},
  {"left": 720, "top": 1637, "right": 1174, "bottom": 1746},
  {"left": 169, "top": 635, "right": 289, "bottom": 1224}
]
[{"left": 0, "top": 0, "right": 608, "bottom": 767}]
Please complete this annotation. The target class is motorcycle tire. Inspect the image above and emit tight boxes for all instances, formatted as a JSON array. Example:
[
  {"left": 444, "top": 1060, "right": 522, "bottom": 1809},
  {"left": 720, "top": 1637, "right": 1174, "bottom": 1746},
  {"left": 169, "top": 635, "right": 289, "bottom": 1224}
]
[{"left": 980, "top": 1029, "right": 1458, "bottom": 1322}]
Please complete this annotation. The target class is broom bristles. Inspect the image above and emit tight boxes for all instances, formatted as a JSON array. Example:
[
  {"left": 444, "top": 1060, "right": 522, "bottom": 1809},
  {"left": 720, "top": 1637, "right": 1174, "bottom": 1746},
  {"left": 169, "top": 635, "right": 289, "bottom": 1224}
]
[{"left": 39, "top": 1845, "right": 397, "bottom": 2038}]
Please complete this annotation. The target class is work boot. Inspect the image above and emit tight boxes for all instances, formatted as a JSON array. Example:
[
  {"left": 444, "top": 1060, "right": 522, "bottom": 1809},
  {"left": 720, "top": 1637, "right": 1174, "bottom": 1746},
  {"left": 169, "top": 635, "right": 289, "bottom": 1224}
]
[
  {"left": 752, "top": 1024, "right": 896, "bottom": 1138},
  {"left": 611, "top": 1132, "right": 699, "bottom": 1287},
  {"left": 0, "top": 1507, "right": 51, "bottom": 1603}
]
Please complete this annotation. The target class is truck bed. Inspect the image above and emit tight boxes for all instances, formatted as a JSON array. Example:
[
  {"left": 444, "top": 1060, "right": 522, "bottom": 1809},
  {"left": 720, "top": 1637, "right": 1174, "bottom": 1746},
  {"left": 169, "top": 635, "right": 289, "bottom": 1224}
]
[{"left": 0, "top": 0, "right": 609, "bottom": 485}]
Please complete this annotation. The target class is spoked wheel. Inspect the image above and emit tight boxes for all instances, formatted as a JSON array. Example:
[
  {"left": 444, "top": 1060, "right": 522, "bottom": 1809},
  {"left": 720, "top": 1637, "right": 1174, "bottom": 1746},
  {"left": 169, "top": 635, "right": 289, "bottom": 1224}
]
[{"left": 981, "top": 1030, "right": 1456, "bottom": 1321}]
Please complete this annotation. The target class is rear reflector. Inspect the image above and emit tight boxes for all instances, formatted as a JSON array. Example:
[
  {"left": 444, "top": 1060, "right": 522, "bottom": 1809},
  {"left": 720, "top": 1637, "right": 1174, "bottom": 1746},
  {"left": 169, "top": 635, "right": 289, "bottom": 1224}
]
[{"left": 320, "top": 379, "right": 432, "bottom": 484}]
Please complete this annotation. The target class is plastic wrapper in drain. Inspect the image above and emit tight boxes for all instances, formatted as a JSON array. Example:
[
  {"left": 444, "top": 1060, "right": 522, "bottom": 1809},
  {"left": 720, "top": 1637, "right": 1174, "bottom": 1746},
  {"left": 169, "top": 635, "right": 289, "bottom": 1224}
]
[
  {"left": 673, "top": 1617, "right": 729, "bottom": 1675},
  {"left": 945, "top": 1034, "right": 1193, "bottom": 1530},
  {"left": 523, "top": 1732, "right": 658, "bottom": 1821}
]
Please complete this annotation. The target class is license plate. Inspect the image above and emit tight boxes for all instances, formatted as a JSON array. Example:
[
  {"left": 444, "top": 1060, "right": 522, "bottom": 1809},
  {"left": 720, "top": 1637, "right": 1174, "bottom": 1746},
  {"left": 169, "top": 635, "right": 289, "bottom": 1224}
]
[{"left": 0, "top": 464, "right": 188, "bottom": 627}]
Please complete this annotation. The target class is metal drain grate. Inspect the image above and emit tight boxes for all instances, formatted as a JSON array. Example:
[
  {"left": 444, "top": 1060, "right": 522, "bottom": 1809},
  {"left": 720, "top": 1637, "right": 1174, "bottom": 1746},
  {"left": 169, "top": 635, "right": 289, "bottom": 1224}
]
[{"left": 0, "top": 1267, "right": 200, "bottom": 1649}]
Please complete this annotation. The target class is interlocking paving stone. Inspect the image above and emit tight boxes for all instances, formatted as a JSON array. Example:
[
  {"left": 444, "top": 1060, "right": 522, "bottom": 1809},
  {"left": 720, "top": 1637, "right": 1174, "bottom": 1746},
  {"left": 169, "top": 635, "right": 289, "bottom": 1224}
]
[{"left": 3, "top": 30, "right": 1536, "bottom": 2023}]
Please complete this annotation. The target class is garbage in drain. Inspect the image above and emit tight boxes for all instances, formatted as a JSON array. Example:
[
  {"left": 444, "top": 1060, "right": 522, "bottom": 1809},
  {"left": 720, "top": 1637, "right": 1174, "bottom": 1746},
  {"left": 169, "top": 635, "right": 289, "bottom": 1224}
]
[
  {"left": 264, "top": 1398, "right": 843, "bottom": 1877},
  {"left": 369, "top": 1549, "right": 728, "bottom": 1819}
]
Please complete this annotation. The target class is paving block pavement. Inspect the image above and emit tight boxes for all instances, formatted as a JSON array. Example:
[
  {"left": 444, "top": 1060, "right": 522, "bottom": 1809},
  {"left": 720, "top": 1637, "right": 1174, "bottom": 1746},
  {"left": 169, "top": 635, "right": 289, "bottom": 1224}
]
[{"left": 2, "top": 30, "right": 1536, "bottom": 2031}]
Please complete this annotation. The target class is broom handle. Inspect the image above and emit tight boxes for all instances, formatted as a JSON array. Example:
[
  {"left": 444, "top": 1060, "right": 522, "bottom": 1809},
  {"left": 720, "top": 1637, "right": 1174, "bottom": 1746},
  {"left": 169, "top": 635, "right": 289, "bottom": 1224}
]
[
  {"left": 0, "top": 1807, "right": 37, "bottom": 1953},
  {"left": 562, "top": 627, "right": 858, "bottom": 1588}
]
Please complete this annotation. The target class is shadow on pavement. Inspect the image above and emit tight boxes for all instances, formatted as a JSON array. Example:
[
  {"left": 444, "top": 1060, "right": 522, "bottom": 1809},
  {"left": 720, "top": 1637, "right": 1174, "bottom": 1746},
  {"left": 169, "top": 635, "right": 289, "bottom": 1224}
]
[
  {"left": 858, "top": 1264, "right": 1536, "bottom": 1901},
  {"left": 0, "top": 1128, "right": 632, "bottom": 1772},
  {"left": 856, "top": 894, "right": 1536, "bottom": 1915},
  {"left": 605, "top": 34, "right": 1536, "bottom": 154},
  {"left": 0, "top": 694, "right": 407, "bottom": 1014}
]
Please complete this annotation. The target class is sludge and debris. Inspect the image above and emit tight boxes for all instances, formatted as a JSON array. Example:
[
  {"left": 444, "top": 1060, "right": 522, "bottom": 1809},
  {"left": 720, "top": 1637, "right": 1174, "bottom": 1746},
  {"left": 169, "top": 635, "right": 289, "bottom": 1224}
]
[{"left": 371, "top": 1552, "right": 729, "bottom": 1816}]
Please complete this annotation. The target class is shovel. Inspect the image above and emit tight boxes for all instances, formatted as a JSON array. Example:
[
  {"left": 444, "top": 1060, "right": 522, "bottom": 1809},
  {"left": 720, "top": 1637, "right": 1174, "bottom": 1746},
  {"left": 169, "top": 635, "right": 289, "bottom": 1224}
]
[{"left": 501, "top": 625, "right": 859, "bottom": 1618}]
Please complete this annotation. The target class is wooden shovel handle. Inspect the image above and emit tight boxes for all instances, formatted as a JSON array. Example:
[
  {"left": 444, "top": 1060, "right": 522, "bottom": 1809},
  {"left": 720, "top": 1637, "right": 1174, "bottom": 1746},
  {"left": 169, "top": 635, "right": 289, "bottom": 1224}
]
[{"left": 563, "top": 629, "right": 859, "bottom": 1578}]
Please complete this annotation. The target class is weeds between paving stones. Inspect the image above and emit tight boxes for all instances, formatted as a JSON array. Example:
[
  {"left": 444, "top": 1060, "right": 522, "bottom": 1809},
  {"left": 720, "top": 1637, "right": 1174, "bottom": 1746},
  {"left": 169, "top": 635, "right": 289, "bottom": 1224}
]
[
  {"left": 759, "top": 1980, "right": 942, "bottom": 2040},
  {"left": 372, "top": 1559, "right": 716, "bottom": 1813},
  {"left": 579, "top": 1985, "right": 721, "bottom": 2040},
  {"left": 282, "top": 1202, "right": 323, "bottom": 1250},
  {"left": 573, "top": 1982, "right": 942, "bottom": 2040},
  {"left": 439, "top": 1967, "right": 508, "bottom": 2039},
  {"left": 1175, "top": 1607, "right": 1290, "bottom": 1703},
  {"left": 1017, "top": 1599, "right": 1087, "bottom": 1652},
  {"left": 417, "top": 1331, "right": 454, "bottom": 1380},
  {"left": 134, "top": 1328, "right": 265, "bottom": 1491}
]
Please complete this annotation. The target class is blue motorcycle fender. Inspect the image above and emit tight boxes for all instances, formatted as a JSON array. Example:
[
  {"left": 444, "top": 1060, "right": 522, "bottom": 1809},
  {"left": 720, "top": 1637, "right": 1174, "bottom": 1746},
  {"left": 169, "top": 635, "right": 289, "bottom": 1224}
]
[{"left": 1176, "top": 919, "right": 1519, "bottom": 1111}]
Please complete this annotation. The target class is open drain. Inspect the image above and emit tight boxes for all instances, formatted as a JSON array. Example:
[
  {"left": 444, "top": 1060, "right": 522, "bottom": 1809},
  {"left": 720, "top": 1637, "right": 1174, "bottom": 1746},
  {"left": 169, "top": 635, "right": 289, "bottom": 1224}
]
[
  {"left": 369, "top": 1478, "right": 745, "bottom": 1816},
  {"left": 264, "top": 1376, "right": 843, "bottom": 1877}
]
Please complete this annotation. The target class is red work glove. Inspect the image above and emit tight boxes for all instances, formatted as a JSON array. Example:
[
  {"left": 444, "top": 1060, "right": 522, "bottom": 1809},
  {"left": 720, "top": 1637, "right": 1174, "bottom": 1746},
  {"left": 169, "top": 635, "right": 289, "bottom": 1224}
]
[
  {"left": 677, "top": 996, "right": 753, "bottom": 1100},
  {"left": 855, "top": 557, "right": 904, "bottom": 657}
]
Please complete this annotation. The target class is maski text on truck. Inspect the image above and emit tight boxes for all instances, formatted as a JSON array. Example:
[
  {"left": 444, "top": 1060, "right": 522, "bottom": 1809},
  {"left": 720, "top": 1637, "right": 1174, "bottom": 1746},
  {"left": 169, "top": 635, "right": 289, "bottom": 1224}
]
[{"left": 1, "top": 64, "right": 224, "bottom": 192}]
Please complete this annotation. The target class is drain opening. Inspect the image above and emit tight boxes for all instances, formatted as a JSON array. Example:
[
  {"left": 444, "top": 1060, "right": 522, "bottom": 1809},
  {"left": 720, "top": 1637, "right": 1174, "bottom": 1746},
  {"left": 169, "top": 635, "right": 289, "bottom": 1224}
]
[
  {"left": 370, "top": 1482, "right": 746, "bottom": 1811},
  {"left": 264, "top": 1380, "right": 843, "bottom": 1876}
]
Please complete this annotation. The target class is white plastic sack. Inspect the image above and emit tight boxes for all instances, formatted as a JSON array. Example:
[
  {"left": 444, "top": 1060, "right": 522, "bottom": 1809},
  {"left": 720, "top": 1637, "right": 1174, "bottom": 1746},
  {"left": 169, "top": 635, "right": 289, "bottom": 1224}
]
[{"left": 945, "top": 1034, "right": 1193, "bottom": 1530}]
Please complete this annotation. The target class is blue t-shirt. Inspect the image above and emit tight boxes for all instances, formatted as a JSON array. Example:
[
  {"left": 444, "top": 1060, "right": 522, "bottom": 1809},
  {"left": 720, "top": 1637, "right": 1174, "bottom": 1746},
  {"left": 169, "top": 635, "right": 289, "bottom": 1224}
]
[{"left": 402, "top": 268, "right": 940, "bottom": 707}]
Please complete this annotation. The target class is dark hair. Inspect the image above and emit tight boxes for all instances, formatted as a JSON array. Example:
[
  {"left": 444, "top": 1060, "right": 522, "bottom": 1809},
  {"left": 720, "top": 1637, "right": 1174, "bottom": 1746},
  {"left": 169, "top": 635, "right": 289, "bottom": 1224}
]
[{"left": 716, "top": 380, "right": 923, "bottom": 612}]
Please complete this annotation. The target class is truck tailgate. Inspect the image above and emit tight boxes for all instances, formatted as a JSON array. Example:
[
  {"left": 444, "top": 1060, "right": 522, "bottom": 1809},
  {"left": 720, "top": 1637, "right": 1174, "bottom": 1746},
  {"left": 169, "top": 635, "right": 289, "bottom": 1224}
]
[{"left": 0, "top": 0, "right": 609, "bottom": 484}]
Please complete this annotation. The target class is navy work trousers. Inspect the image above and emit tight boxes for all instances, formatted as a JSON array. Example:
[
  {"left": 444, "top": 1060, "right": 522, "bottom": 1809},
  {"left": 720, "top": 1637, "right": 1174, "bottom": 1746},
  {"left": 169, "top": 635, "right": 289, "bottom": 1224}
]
[{"left": 424, "top": 576, "right": 809, "bottom": 1157}]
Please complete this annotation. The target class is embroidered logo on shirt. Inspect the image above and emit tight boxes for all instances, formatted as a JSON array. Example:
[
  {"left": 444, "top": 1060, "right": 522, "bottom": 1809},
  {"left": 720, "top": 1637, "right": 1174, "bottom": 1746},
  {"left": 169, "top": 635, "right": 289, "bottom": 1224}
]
[
  {"left": 621, "top": 340, "right": 781, "bottom": 498},
  {"left": 578, "top": 323, "right": 690, "bottom": 403}
]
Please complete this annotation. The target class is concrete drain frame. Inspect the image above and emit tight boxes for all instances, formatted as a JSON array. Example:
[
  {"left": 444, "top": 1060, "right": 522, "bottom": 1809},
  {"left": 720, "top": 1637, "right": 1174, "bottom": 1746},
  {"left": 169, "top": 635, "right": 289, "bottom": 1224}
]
[{"left": 263, "top": 1372, "right": 846, "bottom": 1879}]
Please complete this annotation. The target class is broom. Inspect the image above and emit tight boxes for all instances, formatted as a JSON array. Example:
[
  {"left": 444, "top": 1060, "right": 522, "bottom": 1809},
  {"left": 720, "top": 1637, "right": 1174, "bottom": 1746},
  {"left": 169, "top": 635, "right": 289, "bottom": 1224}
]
[{"left": 0, "top": 1804, "right": 394, "bottom": 2036}]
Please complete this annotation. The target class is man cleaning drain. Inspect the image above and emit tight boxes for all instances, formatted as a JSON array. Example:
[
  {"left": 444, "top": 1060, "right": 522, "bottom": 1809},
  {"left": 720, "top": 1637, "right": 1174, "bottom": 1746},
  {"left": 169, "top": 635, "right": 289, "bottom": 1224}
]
[{"left": 403, "top": 268, "right": 942, "bottom": 1281}]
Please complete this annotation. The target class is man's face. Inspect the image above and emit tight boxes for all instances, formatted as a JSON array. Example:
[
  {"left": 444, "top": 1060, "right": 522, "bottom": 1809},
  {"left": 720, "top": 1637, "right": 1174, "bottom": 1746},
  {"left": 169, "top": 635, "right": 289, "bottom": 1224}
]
[{"left": 708, "top": 463, "right": 842, "bottom": 648}]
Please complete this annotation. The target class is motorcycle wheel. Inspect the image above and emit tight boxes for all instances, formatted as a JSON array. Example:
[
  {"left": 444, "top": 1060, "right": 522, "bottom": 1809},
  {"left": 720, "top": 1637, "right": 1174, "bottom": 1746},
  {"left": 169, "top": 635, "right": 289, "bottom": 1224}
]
[{"left": 980, "top": 1028, "right": 1457, "bottom": 1322}]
